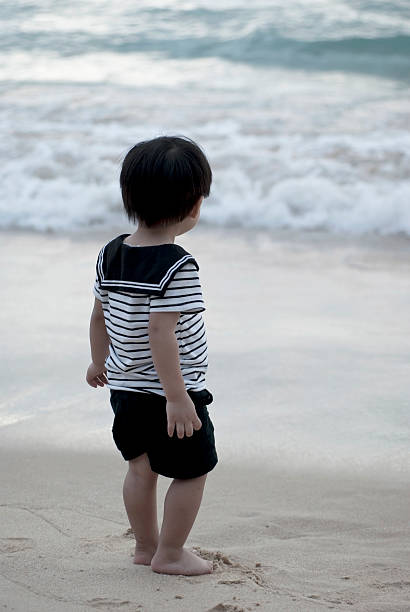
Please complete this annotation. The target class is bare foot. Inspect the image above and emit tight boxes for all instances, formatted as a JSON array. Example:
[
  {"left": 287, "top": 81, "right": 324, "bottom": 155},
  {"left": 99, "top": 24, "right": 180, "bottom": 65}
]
[
  {"left": 133, "top": 545, "right": 157, "bottom": 566},
  {"left": 151, "top": 547, "right": 213, "bottom": 576}
]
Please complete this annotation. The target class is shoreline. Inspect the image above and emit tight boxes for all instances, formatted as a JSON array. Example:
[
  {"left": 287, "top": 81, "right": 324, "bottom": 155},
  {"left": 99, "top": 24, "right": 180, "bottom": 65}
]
[{"left": 3, "top": 222, "right": 410, "bottom": 248}]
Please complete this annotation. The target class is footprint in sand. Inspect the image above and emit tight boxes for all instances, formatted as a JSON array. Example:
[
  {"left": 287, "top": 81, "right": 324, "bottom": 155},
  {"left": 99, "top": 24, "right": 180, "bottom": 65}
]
[
  {"left": 207, "top": 604, "right": 246, "bottom": 612},
  {"left": 371, "top": 581, "right": 410, "bottom": 590},
  {"left": 192, "top": 547, "right": 266, "bottom": 588},
  {"left": 192, "top": 547, "right": 233, "bottom": 570},
  {"left": 263, "top": 521, "right": 307, "bottom": 540},
  {"left": 86, "top": 597, "right": 138, "bottom": 608},
  {"left": 0, "top": 537, "right": 35, "bottom": 553},
  {"left": 77, "top": 531, "right": 134, "bottom": 554}
]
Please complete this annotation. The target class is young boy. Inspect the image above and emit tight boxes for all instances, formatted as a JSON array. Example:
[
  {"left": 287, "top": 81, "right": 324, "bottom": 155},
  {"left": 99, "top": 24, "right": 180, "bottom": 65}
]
[{"left": 86, "top": 136, "right": 217, "bottom": 576}]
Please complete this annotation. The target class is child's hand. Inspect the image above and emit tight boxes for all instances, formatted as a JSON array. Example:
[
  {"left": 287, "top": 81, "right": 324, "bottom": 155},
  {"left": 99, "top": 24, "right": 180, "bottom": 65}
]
[
  {"left": 166, "top": 394, "right": 202, "bottom": 438},
  {"left": 86, "top": 362, "right": 108, "bottom": 388}
]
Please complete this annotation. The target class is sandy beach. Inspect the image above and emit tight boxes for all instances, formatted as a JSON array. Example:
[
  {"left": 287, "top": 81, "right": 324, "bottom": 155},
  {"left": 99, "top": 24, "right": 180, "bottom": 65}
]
[{"left": 1, "top": 227, "right": 410, "bottom": 611}]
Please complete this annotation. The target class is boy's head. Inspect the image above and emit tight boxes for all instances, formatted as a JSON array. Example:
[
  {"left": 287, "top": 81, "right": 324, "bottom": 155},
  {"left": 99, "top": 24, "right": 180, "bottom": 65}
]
[{"left": 120, "top": 136, "right": 212, "bottom": 228}]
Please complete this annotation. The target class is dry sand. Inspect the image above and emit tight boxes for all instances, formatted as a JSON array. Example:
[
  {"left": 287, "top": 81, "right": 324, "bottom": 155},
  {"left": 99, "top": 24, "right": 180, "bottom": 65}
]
[
  {"left": 1, "top": 227, "right": 410, "bottom": 611},
  {"left": 1, "top": 449, "right": 410, "bottom": 612}
]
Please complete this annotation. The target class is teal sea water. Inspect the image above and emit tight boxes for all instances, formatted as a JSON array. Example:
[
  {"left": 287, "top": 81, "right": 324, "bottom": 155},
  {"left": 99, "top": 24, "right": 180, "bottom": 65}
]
[{"left": 1, "top": 0, "right": 410, "bottom": 234}]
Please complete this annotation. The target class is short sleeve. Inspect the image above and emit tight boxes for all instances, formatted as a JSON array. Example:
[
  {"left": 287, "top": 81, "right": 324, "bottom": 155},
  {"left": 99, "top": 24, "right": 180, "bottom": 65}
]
[
  {"left": 150, "top": 262, "right": 205, "bottom": 313},
  {"left": 93, "top": 273, "right": 108, "bottom": 303}
]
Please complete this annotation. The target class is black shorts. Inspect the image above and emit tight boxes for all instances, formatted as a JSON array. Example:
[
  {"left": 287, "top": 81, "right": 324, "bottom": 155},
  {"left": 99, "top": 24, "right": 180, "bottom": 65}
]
[{"left": 109, "top": 388, "right": 218, "bottom": 479}]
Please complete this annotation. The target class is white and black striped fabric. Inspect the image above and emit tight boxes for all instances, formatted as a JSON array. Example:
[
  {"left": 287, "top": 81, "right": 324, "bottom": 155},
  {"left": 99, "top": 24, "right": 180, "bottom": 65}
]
[{"left": 93, "top": 234, "right": 208, "bottom": 396}]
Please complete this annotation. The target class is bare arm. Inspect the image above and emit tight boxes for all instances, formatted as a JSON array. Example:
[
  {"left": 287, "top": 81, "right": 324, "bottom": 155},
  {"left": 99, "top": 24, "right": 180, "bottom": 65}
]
[
  {"left": 86, "top": 298, "right": 110, "bottom": 388},
  {"left": 149, "top": 311, "right": 202, "bottom": 438}
]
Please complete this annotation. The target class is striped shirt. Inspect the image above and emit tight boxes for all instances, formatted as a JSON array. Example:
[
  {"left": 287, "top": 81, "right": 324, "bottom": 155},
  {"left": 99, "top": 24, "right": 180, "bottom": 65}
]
[{"left": 93, "top": 235, "right": 208, "bottom": 395}]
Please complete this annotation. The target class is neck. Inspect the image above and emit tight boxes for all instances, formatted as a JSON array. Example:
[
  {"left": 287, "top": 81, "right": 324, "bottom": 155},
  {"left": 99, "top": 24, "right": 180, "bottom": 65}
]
[{"left": 129, "top": 224, "right": 177, "bottom": 246}]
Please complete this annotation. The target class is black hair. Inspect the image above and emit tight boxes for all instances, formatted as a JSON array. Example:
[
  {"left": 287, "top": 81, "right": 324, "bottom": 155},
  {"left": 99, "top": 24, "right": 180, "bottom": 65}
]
[{"left": 120, "top": 135, "right": 212, "bottom": 227}]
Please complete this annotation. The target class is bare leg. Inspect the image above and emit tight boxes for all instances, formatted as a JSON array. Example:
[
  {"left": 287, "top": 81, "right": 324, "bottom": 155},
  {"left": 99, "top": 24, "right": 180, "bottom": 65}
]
[
  {"left": 151, "top": 474, "right": 213, "bottom": 575},
  {"left": 122, "top": 453, "right": 159, "bottom": 565}
]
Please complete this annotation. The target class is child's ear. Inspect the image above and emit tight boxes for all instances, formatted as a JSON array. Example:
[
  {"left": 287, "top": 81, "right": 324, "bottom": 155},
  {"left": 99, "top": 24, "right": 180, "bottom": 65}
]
[{"left": 189, "top": 197, "right": 203, "bottom": 218}]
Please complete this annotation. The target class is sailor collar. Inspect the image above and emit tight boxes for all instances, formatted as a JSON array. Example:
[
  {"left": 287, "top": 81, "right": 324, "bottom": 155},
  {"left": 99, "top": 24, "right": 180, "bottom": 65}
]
[{"left": 96, "top": 234, "right": 199, "bottom": 296}]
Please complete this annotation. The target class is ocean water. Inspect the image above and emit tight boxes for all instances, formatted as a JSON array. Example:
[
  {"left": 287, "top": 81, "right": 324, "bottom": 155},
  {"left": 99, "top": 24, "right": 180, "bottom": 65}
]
[{"left": 1, "top": 0, "right": 410, "bottom": 236}]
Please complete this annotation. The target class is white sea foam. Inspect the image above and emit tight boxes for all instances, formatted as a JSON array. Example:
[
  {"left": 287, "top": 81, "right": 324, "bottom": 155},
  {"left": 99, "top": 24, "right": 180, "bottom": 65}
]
[{"left": 1, "top": 91, "right": 409, "bottom": 236}]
